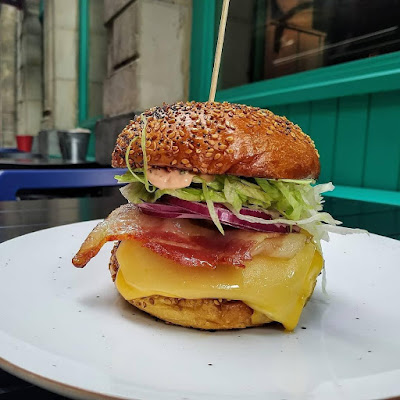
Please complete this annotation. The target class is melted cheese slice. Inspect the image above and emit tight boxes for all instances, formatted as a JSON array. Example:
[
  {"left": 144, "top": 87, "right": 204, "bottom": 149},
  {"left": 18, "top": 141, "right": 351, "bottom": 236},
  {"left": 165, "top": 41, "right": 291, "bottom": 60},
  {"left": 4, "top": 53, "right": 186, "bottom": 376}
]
[{"left": 115, "top": 240, "right": 323, "bottom": 330}]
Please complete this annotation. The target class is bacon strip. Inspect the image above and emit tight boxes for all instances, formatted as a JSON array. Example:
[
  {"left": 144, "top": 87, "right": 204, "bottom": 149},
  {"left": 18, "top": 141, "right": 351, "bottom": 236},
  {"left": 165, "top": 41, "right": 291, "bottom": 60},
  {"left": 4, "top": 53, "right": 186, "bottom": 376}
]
[{"left": 72, "top": 204, "right": 292, "bottom": 269}]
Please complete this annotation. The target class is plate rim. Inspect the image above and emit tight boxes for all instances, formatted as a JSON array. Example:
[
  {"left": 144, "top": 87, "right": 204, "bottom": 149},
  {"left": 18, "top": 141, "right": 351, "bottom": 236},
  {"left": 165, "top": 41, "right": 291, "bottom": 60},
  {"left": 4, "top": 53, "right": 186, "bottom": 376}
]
[{"left": 0, "top": 356, "right": 128, "bottom": 400}]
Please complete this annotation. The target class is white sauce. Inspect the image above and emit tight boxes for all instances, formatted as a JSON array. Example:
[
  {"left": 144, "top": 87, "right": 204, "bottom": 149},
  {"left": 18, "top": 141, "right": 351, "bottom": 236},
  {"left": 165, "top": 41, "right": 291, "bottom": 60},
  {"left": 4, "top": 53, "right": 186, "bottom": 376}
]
[
  {"left": 147, "top": 168, "right": 214, "bottom": 190},
  {"left": 147, "top": 168, "right": 194, "bottom": 190}
]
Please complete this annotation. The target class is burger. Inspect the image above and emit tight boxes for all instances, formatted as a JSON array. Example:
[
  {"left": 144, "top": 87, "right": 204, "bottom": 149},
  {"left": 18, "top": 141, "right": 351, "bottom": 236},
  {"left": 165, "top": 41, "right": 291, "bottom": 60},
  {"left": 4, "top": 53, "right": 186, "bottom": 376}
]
[{"left": 73, "top": 101, "right": 342, "bottom": 331}]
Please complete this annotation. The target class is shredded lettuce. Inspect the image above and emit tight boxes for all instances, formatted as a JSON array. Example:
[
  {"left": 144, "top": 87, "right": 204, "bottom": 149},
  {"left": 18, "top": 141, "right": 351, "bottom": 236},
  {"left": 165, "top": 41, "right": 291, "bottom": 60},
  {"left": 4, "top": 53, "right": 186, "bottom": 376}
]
[
  {"left": 224, "top": 176, "right": 242, "bottom": 212},
  {"left": 202, "top": 181, "right": 225, "bottom": 235},
  {"left": 124, "top": 137, "right": 145, "bottom": 185},
  {"left": 115, "top": 167, "right": 365, "bottom": 248},
  {"left": 120, "top": 181, "right": 153, "bottom": 203},
  {"left": 140, "top": 115, "right": 155, "bottom": 193},
  {"left": 117, "top": 170, "right": 339, "bottom": 240}
]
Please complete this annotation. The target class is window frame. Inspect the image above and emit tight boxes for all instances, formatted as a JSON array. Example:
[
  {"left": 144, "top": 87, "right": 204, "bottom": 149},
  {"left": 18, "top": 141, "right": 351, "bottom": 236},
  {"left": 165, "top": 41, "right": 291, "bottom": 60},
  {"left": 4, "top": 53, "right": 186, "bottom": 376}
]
[{"left": 189, "top": 0, "right": 400, "bottom": 106}]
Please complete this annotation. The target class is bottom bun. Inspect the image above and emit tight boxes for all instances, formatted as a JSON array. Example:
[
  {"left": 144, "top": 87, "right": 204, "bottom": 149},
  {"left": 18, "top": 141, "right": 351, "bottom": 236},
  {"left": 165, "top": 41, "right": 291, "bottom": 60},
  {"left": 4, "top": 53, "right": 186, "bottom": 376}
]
[
  {"left": 109, "top": 243, "right": 271, "bottom": 330},
  {"left": 129, "top": 296, "right": 272, "bottom": 330}
]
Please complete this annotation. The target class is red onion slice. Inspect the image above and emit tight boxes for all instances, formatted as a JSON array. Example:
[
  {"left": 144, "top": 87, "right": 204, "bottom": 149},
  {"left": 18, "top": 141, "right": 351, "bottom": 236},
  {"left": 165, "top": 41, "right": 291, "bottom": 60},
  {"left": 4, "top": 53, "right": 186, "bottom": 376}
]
[
  {"left": 162, "top": 197, "right": 297, "bottom": 233},
  {"left": 137, "top": 202, "right": 208, "bottom": 220}
]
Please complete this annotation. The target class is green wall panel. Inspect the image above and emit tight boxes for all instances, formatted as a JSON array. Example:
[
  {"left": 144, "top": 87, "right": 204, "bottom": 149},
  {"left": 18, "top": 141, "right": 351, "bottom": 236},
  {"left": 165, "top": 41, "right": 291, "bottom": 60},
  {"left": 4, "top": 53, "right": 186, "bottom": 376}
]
[
  {"left": 189, "top": 0, "right": 215, "bottom": 101},
  {"left": 287, "top": 102, "right": 312, "bottom": 132},
  {"left": 263, "top": 93, "right": 399, "bottom": 197},
  {"left": 363, "top": 90, "right": 400, "bottom": 191},
  {"left": 332, "top": 95, "right": 369, "bottom": 186},
  {"left": 268, "top": 105, "right": 289, "bottom": 118},
  {"left": 309, "top": 99, "right": 338, "bottom": 183}
]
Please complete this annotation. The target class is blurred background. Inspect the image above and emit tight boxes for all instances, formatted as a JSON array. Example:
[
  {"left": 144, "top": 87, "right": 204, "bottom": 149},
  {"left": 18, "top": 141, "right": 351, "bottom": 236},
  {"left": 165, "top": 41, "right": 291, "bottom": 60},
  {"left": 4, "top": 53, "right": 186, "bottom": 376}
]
[
  {"left": 0, "top": 0, "right": 191, "bottom": 164},
  {"left": 0, "top": 0, "right": 399, "bottom": 203},
  {"left": 1, "top": 2, "right": 400, "bottom": 397}
]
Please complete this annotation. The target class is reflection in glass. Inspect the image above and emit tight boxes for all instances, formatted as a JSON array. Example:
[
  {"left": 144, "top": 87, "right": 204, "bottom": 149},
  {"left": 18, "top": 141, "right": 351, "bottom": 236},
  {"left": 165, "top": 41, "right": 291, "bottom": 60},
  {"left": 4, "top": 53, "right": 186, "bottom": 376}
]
[{"left": 219, "top": 0, "right": 400, "bottom": 90}]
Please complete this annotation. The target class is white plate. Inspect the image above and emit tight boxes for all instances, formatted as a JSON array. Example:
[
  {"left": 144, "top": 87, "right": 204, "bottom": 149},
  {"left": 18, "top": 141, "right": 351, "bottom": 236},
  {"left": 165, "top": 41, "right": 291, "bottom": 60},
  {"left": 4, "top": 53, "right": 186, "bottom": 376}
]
[{"left": 0, "top": 222, "right": 400, "bottom": 400}]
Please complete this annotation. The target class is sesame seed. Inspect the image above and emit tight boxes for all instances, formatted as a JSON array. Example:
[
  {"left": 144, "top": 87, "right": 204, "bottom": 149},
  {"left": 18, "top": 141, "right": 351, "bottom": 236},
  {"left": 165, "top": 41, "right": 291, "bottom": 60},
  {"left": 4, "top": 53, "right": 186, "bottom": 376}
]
[
  {"left": 171, "top": 159, "right": 177, "bottom": 165},
  {"left": 117, "top": 101, "right": 317, "bottom": 175},
  {"left": 181, "top": 158, "right": 189, "bottom": 164}
]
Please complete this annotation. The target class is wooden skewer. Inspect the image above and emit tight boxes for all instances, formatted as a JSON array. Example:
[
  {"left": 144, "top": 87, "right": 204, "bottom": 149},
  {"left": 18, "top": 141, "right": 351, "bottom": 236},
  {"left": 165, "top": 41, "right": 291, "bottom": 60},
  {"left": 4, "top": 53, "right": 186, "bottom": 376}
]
[{"left": 208, "top": 0, "right": 230, "bottom": 103}]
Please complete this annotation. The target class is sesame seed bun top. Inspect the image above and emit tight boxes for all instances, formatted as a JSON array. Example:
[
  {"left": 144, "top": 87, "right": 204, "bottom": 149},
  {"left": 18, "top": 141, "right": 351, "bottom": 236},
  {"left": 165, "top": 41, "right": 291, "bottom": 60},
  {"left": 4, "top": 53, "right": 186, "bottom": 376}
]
[{"left": 112, "top": 101, "right": 320, "bottom": 180}]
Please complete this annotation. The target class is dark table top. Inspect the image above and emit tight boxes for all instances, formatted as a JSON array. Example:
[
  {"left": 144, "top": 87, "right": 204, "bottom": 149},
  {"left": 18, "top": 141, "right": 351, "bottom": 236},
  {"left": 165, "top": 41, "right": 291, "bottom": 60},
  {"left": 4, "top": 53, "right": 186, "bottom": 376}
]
[{"left": 0, "top": 192, "right": 399, "bottom": 399}]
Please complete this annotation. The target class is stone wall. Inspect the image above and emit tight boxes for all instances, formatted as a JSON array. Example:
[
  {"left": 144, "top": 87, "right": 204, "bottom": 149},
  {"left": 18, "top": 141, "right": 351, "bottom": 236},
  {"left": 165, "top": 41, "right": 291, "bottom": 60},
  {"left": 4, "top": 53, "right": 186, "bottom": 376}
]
[
  {"left": 1, "top": 0, "right": 191, "bottom": 150},
  {"left": 41, "top": 0, "right": 106, "bottom": 129},
  {"left": 42, "top": 0, "right": 79, "bottom": 130},
  {"left": 103, "top": 0, "right": 192, "bottom": 117},
  {"left": 0, "top": 0, "right": 80, "bottom": 146},
  {"left": 0, "top": 4, "right": 17, "bottom": 147},
  {"left": 88, "top": 0, "right": 107, "bottom": 120},
  {"left": 16, "top": 0, "right": 42, "bottom": 137}
]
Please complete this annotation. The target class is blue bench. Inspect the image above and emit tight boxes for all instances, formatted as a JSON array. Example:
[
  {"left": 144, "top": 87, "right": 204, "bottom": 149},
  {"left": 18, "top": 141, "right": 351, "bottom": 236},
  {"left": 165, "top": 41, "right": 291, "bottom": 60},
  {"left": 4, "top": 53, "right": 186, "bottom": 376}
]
[{"left": 0, "top": 168, "right": 126, "bottom": 201}]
